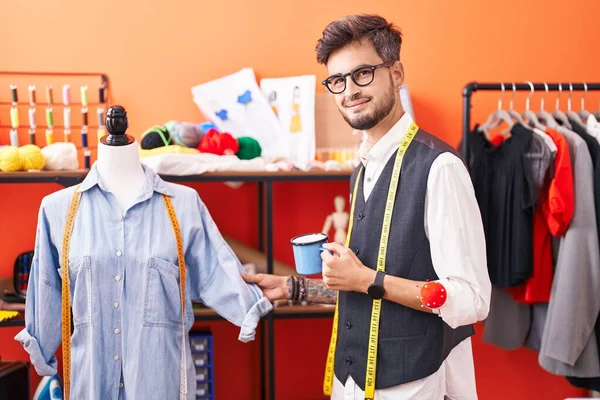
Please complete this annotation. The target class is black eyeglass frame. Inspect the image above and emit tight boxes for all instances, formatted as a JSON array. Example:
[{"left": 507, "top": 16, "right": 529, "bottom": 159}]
[{"left": 321, "top": 61, "right": 395, "bottom": 94}]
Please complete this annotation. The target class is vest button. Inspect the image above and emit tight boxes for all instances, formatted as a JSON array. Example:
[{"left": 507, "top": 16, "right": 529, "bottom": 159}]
[
  {"left": 353, "top": 248, "right": 359, "bottom": 255},
  {"left": 345, "top": 322, "right": 352, "bottom": 329},
  {"left": 345, "top": 357, "right": 353, "bottom": 365},
  {"left": 357, "top": 213, "right": 364, "bottom": 220}
]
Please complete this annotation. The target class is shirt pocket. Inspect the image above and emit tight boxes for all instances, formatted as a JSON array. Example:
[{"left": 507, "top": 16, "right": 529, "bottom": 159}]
[
  {"left": 143, "top": 256, "right": 183, "bottom": 330},
  {"left": 57, "top": 255, "right": 92, "bottom": 328}
]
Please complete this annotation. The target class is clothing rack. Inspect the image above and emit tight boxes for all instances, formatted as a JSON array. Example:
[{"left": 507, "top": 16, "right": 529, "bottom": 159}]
[
  {"left": 462, "top": 81, "right": 600, "bottom": 399},
  {"left": 461, "top": 82, "right": 600, "bottom": 160}
]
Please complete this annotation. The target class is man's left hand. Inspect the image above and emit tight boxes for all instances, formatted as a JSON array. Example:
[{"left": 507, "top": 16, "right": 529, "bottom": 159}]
[{"left": 321, "top": 242, "right": 376, "bottom": 293}]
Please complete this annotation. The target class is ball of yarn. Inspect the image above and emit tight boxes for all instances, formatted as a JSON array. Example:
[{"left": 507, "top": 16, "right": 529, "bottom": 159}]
[
  {"left": 198, "top": 128, "right": 239, "bottom": 155},
  {"left": 0, "top": 144, "right": 45, "bottom": 172},
  {"left": 236, "top": 136, "right": 262, "bottom": 160},
  {"left": 141, "top": 125, "right": 171, "bottom": 149},
  {"left": 41, "top": 142, "right": 79, "bottom": 170},
  {"left": 164, "top": 121, "right": 205, "bottom": 148}
]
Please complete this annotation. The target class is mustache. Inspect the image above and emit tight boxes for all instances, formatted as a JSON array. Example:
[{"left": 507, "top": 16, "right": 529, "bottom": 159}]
[{"left": 343, "top": 93, "right": 371, "bottom": 107}]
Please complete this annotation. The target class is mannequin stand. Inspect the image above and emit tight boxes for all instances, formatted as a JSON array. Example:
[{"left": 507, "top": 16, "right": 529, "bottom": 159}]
[{"left": 96, "top": 105, "right": 145, "bottom": 213}]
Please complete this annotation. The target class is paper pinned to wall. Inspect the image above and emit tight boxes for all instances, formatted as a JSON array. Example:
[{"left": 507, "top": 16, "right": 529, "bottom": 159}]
[
  {"left": 190, "top": 68, "right": 285, "bottom": 158},
  {"left": 260, "top": 75, "right": 316, "bottom": 170}
]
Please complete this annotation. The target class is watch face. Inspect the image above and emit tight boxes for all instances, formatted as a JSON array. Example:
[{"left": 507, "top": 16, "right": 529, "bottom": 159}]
[{"left": 368, "top": 284, "right": 385, "bottom": 299}]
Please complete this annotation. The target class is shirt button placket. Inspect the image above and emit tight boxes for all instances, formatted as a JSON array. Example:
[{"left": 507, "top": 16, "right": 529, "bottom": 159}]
[{"left": 114, "top": 216, "right": 125, "bottom": 393}]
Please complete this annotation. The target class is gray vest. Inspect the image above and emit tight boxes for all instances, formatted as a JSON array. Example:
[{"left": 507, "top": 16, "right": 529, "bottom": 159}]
[{"left": 334, "top": 129, "right": 475, "bottom": 390}]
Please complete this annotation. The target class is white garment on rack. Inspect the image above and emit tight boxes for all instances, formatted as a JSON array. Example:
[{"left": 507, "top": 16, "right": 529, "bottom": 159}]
[
  {"left": 534, "top": 127, "right": 558, "bottom": 154},
  {"left": 587, "top": 114, "right": 600, "bottom": 143},
  {"left": 332, "top": 112, "right": 490, "bottom": 399}
]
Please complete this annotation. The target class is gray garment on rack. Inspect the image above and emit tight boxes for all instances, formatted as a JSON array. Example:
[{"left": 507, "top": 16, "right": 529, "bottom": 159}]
[
  {"left": 536, "top": 126, "right": 600, "bottom": 377},
  {"left": 482, "top": 128, "right": 553, "bottom": 350},
  {"left": 483, "top": 287, "right": 530, "bottom": 350}
]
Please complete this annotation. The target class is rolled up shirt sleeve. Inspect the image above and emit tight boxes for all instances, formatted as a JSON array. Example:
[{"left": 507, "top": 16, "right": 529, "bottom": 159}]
[
  {"left": 14, "top": 199, "right": 63, "bottom": 376},
  {"left": 424, "top": 153, "right": 491, "bottom": 329},
  {"left": 185, "top": 192, "right": 272, "bottom": 342}
]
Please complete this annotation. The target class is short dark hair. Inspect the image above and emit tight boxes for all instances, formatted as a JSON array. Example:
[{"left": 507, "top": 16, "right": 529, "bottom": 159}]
[{"left": 315, "top": 14, "right": 403, "bottom": 65}]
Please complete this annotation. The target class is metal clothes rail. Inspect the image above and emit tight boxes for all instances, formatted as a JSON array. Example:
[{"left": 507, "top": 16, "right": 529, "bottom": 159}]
[{"left": 461, "top": 81, "right": 600, "bottom": 158}]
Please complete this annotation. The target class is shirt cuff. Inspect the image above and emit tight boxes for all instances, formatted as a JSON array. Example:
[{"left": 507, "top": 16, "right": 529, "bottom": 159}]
[
  {"left": 432, "top": 278, "right": 480, "bottom": 329},
  {"left": 14, "top": 329, "right": 58, "bottom": 376},
  {"left": 238, "top": 296, "right": 273, "bottom": 343}
]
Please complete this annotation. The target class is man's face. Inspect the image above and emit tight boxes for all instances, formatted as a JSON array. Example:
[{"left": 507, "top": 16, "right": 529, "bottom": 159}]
[{"left": 325, "top": 41, "right": 402, "bottom": 131}]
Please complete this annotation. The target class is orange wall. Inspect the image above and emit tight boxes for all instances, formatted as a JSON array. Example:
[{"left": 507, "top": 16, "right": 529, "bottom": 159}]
[{"left": 2, "top": 0, "right": 600, "bottom": 399}]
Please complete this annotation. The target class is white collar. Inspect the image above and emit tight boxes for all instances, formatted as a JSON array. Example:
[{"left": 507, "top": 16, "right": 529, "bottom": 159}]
[{"left": 358, "top": 112, "right": 413, "bottom": 166}]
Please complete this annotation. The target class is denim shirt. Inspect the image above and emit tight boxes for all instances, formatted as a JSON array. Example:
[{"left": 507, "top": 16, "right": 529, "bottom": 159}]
[{"left": 14, "top": 163, "right": 272, "bottom": 399}]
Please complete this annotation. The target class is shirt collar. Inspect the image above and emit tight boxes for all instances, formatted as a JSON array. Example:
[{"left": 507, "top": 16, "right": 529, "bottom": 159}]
[
  {"left": 358, "top": 112, "right": 414, "bottom": 166},
  {"left": 77, "top": 162, "right": 175, "bottom": 197}
]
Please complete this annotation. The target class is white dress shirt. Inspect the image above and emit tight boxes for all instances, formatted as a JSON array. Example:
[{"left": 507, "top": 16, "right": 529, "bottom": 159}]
[{"left": 333, "top": 112, "right": 491, "bottom": 400}]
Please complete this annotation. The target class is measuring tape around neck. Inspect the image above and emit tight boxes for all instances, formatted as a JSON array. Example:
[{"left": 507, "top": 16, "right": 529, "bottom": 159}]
[
  {"left": 323, "top": 121, "right": 419, "bottom": 399},
  {"left": 61, "top": 189, "right": 187, "bottom": 399}
]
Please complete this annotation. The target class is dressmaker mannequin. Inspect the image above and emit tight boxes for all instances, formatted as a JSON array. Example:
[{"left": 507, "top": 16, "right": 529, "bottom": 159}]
[{"left": 97, "top": 105, "right": 146, "bottom": 213}]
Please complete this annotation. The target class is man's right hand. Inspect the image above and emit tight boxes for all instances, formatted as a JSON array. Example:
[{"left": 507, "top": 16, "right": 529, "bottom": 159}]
[{"left": 242, "top": 273, "right": 289, "bottom": 302}]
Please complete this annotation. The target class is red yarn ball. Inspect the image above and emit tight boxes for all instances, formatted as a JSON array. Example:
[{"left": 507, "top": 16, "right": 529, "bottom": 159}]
[
  {"left": 419, "top": 281, "right": 447, "bottom": 309},
  {"left": 198, "top": 128, "right": 239, "bottom": 155}
]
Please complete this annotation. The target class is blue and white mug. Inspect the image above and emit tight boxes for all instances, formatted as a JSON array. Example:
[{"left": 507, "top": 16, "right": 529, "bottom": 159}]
[{"left": 290, "top": 233, "right": 332, "bottom": 275}]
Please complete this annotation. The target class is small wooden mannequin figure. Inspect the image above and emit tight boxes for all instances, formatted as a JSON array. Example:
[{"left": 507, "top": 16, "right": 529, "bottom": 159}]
[{"left": 322, "top": 195, "right": 350, "bottom": 244}]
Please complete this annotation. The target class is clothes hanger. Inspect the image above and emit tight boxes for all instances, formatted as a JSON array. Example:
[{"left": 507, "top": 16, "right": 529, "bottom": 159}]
[
  {"left": 566, "top": 83, "right": 585, "bottom": 127},
  {"left": 479, "top": 83, "right": 514, "bottom": 137},
  {"left": 522, "top": 81, "right": 546, "bottom": 131},
  {"left": 507, "top": 83, "right": 526, "bottom": 124},
  {"left": 579, "top": 82, "right": 592, "bottom": 121},
  {"left": 552, "top": 83, "right": 572, "bottom": 129},
  {"left": 516, "top": 82, "right": 557, "bottom": 153},
  {"left": 537, "top": 82, "right": 559, "bottom": 129}
]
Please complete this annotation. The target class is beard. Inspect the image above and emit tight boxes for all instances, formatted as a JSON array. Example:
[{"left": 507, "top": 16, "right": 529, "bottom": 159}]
[{"left": 340, "top": 85, "right": 396, "bottom": 131}]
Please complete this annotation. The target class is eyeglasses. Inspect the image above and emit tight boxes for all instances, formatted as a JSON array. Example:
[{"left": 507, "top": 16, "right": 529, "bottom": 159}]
[{"left": 322, "top": 61, "right": 394, "bottom": 94}]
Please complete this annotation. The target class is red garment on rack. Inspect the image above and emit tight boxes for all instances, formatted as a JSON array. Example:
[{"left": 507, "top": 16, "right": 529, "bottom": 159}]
[
  {"left": 509, "top": 127, "right": 574, "bottom": 303},
  {"left": 542, "top": 128, "right": 575, "bottom": 237}
]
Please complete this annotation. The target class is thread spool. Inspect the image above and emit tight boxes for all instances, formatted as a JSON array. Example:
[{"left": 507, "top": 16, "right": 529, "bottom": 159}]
[
  {"left": 10, "top": 84, "right": 17, "bottom": 104},
  {"left": 62, "top": 84, "right": 71, "bottom": 105},
  {"left": 46, "top": 129, "right": 54, "bottom": 145},
  {"left": 10, "top": 108, "right": 19, "bottom": 128},
  {"left": 99, "top": 84, "right": 106, "bottom": 103},
  {"left": 82, "top": 110, "right": 88, "bottom": 126},
  {"left": 28, "top": 85, "right": 36, "bottom": 106},
  {"left": 46, "top": 109, "right": 54, "bottom": 127},
  {"left": 84, "top": 149, "right": 91, "bottom": 169},
  {"left": 10, "top": 130, "right": 19, "bottom": 147},
  {"left": 64, "top": 108, "right": 71, "bottom": 130},
  {"left": 28, "top": 108, "right": 36, "bottom": 128},
  {"left": 81, "top": 126, "right": 88, "bottom": 148},
  {"left": 80, "top": 85, "right": 88, "bottom": 107},
  {"left": 46, "top": 85, "right": 53, "bottom": 105}
]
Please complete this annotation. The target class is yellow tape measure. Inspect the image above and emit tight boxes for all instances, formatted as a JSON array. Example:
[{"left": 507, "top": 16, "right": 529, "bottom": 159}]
[
  {"left": 61, "top": 188, "right": 81, "bottom": 400},
  {"left": 60, "top": 190, "right": 187, "bottom": 399},
  {"left": 163, "top": 195, "right": 189, "bottom": 400},
  {"left": 323, "top": 121, "right": 418, "bottom": 399}
]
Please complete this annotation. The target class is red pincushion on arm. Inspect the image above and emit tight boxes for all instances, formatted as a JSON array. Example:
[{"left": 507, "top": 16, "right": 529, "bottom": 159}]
[{"left": 419, "top": 281, "right": 447, "bottom": 309}]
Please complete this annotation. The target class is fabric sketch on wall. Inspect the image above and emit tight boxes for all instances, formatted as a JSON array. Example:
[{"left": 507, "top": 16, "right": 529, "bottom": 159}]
[
  {"left": 260, "top": 75, "right": 316, "bottom": 170},
  {"left": 191, "top": 68, "right": 284, "bottom": 158}
]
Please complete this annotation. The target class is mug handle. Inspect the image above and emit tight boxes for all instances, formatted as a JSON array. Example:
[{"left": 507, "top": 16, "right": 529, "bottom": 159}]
[{"left": 319, "top": 246, "right": 333, "bottom": 255}]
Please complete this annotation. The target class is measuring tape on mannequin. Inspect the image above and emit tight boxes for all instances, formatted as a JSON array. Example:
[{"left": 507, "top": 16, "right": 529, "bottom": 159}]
[
  {"left": 61, "top": 189, "right": 187, "bottom": 400},
  {"left": 323, "top": 121, "right": 418, "bottom": 400}
]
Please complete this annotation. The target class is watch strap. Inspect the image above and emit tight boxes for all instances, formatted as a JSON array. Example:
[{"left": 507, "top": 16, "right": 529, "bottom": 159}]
[{"left": 375, "top": 270, "right": 386, "bottom": 286}]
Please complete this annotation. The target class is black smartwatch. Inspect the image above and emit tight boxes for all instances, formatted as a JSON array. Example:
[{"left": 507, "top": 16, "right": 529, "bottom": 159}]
[{"left": 367, "top": 271, "right": 386, "bottom": 299}]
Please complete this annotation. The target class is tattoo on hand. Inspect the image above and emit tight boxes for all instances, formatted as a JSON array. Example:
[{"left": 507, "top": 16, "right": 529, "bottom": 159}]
[{"left": 306, "top": 279, "right": 337, "bottom": 304}]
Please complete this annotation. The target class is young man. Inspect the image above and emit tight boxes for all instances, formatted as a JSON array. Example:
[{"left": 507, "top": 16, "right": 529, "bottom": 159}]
[{"left": 243, "top": 14, "right": 491, "bottom": 399}]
